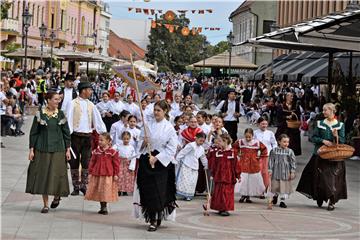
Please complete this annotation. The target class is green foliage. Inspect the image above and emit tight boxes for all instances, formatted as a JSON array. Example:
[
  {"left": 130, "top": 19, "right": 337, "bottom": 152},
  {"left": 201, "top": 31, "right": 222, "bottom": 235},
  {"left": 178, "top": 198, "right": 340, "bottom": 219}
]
[
  {"left": 1, "top": 1, "right": 12, "bottom": 19},
  {"left": 211, "top": 41, "right": 230, "bottom": 55},
  {"left": 146, "top": 14, "right": 209, "bottom": 73}
]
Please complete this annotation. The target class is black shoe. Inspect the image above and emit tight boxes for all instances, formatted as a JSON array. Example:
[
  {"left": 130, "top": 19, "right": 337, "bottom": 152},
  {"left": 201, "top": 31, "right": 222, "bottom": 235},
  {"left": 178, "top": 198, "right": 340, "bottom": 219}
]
[
  {"left": 156, "top": 219, "right": 162, "bottom": 227},
  {"left": 327, "top": 204, "right": 335, "bottom": 211},
  {"left": 98, "top": 208, "right": 108, "bottom": 215},
  {"left": 118, "top": 191, "right": 122, "bottom": 196},
  {"left": 50, "top": 198, "right": 61, "bottom": 209},
  {"left": 239, "top": 196, "right": 247, "bottom": 203},
  {"left": 80, "top": 188, "right": 86, "bottom": 196},
  {"left": 147, "top": 224, "right": 157, "bottom": 232},
  {"left": 245, "top": 197, "right": 253, "bottom": 203},
  {"left": 122, "top": 192, "right": 128, "bottom": 196},
  {"left": 272, "top": 196, "right": 278, "bottom": 205},
  {"left": 71, "top": 189, "right": 79, "bottom": 196},
  {"left": 220, "top": 211, "right": 230, "bottom": 216},
  {"left": 279, "top": 202, "right": 287, "bottom": 208},
  {"left": 41, "top": 207, "right": 49, "bottom": 213},
  {"left": 1, "top": 143, "right": 5, "bottom": 148},
  {"left": 317, "top": 199, "right": 323, "bottom": 208},
  {"left": 19, "top": 131, "right": 25, "bottom": 135},
  {"left": 259, "top": 195, "right": 265, "bottom": 199}
]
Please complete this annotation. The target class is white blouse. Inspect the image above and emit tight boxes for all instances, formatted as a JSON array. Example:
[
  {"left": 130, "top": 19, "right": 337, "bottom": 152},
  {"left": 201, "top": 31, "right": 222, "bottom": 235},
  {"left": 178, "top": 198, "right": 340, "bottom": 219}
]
[
  {"left": 125, "top": 102, "right": 141, "bottom": 119},
  {"left": 110, "top": 121, "right": 124, "bottom": 145},
  {"left": 140, "top": 118, "right": 179, "bottom": 167},
  {"left": 96, "top": 101, "right": 111, "bottom": 115},
  {"left": 176, "top": 142, "right": 208, "bottom": 170},
  {"left": 254, "top": 129, "right": 277, "bottom": 155},
  {"left": 109, "top": 100, "right": 125, "bottom": 115},
  {"left": 113, "top": 143, "right": 137, "bottom": 171}
]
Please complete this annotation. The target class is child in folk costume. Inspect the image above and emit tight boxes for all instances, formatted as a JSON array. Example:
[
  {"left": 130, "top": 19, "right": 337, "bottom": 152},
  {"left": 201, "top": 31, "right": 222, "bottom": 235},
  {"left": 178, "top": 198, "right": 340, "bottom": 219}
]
[
  {"left": 208, "top": 116, "right": 228, "bottom": 145},
  {"left": 233, "top": 128, "right": 267, "bottom": 203},
  {"left": 114, "top": 131, "right": 136, "bottom": 196},
  {"left": 179, "top": 116, "right": 203, "bottom": 146},
  {"left": 254, "top": 117, "right": 278, "bottom": 194},
  {"left": 121, "top": 115, "right": 141, "bottom": 151},
  {"left": 174, "top": 116, "right": 184, "bottom": 135},
  {"left": 175, "top": 132, "right": 208, "bottom": 201},
  {"left": 85, "top": 133, "right": 120, "bottom": 215},
  {"left": 268, "top": 134, "right": 296, "bottom": 208},
  {"left": 110, "top": 110, "right": 131, "bottom": 145},
  {"left": 208, "top": 134, "right": 240, "bottom": 216}
]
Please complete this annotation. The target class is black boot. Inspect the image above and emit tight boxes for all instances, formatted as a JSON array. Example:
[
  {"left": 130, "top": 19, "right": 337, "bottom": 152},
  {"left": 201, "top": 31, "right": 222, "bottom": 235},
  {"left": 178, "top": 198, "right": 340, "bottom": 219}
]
[
  {"left": 80, "top": 169, "right": 89, "bottom": 195},
  {"left": 70, "top": 169, "right": 80, "bottom": 196},
  {"left": 98, "top": 202, "right": 108, "bottom": 215}
]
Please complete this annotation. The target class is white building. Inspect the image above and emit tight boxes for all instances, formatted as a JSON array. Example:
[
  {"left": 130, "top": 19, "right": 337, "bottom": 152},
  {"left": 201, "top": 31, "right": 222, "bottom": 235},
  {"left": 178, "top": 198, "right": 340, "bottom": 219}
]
[
  {"left": 110, "top": 19, "right": 151, "bottom": 50},
  {"left": 229, "top": 0, "right": 277, "bottom": 67},
  {"left": 99, "top": 2, "right": 111, "bottom": 56}
]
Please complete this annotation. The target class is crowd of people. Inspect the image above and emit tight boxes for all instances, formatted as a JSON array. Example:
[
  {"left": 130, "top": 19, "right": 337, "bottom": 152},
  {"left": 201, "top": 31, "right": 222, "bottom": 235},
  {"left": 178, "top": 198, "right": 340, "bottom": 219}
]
[{"left": 1, "top": 68, "right": 358, "bottom": 232}]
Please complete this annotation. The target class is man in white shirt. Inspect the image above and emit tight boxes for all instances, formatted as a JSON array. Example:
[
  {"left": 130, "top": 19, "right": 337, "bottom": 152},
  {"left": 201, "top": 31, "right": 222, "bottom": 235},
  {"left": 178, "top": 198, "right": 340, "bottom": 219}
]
[
  {"left": 215, "top": 89, "right": 241, "bottom": 143},
  {"left": 66, "top": 80, "right": 106, "bottom": 196},
  {"left": 59, "top": 75, "right": 77, "bottom": 112}
]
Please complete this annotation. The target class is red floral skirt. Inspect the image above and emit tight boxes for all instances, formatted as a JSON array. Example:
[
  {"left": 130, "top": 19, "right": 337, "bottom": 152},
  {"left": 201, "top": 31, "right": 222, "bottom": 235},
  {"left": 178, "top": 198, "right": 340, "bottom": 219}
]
[{"left": 118, "top": 160, "right": 135, "bottom": 192}]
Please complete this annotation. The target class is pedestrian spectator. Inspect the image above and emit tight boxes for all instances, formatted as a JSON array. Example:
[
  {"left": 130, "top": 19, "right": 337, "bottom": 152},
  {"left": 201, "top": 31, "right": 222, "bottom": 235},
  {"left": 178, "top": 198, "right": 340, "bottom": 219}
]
[
  {"left": 25, "top": 91, "right": 71, "bottom": 213},
  {"left": 202, "top": 82, "right": 215, "bottom": 110}
]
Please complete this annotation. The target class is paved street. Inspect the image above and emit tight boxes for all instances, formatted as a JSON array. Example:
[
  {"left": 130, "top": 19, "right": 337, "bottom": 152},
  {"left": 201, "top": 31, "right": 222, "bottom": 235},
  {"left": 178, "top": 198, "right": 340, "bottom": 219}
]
[{"left": 1, "top": 117, "right": 360, "bottom": 239}]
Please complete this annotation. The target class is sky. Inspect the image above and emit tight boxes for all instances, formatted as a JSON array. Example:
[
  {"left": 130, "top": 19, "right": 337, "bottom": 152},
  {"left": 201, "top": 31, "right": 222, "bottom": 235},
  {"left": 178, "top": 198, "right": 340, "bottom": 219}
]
[{"left": 107, "top": 0, "right": 243, "bottom": 45}]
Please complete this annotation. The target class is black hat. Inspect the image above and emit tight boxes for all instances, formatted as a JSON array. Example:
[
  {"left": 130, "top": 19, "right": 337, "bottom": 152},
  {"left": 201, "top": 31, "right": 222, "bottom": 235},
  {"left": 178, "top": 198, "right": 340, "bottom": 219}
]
[
  {"left": 228, "top": 88, "right": 236, "bottom": 94},
  {"left": 65, "top": 74, "right": 74, "bottom": 81},
  {"left": 78, "top": 82, "right": 92, "bottom": 91}
]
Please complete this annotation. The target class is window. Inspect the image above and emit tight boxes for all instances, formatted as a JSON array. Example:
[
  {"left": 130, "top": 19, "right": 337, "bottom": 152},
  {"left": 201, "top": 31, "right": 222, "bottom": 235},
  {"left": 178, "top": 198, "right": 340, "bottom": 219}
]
[
  {"left": 263, "top": 20, "right": 275, "bottom": 34},
  {"left": 71, "top": 17, "right": 73, "bottom": 35},
  {"left": 74, "top": 18, "right": 77, "bottom": 35},
  {"left": 36, "top": 6, "right": 39, "bottom": 26},
  {"left": 51, "top": 13, "right": 54, "bottom": 29},
  {"left": 41, "top": 7, "right": 44, "bottom": 24},
  {"left": 249, "top": 19, "right": 252, "bottom": 38},
  {"left": 32, "top": 4, "right": 35, "bottom": 26},
  {"left": 60, "top": 10, "right": 64, "bottom": 30},
  {"left": 81, "top": 16, "right": 85, "bottom": 35}
]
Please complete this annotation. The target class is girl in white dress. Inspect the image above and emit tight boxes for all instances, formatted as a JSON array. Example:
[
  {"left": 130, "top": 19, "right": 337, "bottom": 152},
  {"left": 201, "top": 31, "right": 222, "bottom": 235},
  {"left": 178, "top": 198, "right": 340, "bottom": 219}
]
[
  {"left": 254, "top": 117, "right": 277, "bottom": 191},
  {"left": 110, "top": 110, "right": 130, "bottom": 145},
  {"left": 114, "top": 131, "right": 136, "bottom": 196}
]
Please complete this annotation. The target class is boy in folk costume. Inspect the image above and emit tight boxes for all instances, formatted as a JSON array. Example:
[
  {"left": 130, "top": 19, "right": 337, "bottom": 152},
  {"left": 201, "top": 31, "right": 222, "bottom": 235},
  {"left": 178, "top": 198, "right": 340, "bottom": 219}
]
[
  {"left": 66, "top": 80, "right": 107, "bottom": 196},
  {"left": 233, "top": 128, "right": 267, "bottom": 203},
  {"left": 175, "top": 132, "right": 208, "bottom": 201},
  {"left": 208, "top": 134, "right": 240, "bottom": 216}
]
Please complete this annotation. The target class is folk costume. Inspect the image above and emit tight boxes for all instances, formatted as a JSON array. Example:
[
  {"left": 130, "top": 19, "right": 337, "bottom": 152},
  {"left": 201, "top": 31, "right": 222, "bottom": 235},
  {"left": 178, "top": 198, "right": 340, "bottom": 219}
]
[
  {"left": 179, "top": 126, "right": 203, "bottom": 146},
  {"left": 96, "top": 100, "right": 112, "bottom": 132},
  {"left": 208, "top": 148, "right": 240, "bottom": 213},
  {"left": 275, "top": 103, "right": 302, "bottom": 156},
  {"left": 254, "top": 129, "right": 277, "bottom": 189},
  {"left": 133, "top": 118, "right": 178, "bottom": 225},
  {"left": 268, "top": 147, "right": 296, "bottom": 201},
  {"left": 175, "top": 142, "right": 208, "bottom": 199},
  {"left": 296, "top": 119, "right": 347, "bottom": 207},
  {"left": 66, "top": 82, "right": 107, "bottom": 195},
  {"left": 233, "top": 139, "right": 267, "bottom": 198},
  {"left": 215, "top": 96, "right": 240, "bottom": 143},
  {"left": 114, "top": 143, "right": 136, "bottom": 193},
  {"left": 85, "top": 146, "right": 120, "bottom": 203},
  {"left": 26, "top": 108, "right": 71, "bottom": 197}
]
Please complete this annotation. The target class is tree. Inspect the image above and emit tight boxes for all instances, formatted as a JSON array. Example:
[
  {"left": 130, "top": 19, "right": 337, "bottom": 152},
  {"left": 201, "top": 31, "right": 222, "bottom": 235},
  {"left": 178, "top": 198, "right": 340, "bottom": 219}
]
[
  {"left": 211, "top": 41, "right": 230, "bottom": 56},
  {"left": 146, "top": 14, "right": 208, "bottom": 73},
  {"left": 1, "top": 1, "right": 12, "bottom": 19}
]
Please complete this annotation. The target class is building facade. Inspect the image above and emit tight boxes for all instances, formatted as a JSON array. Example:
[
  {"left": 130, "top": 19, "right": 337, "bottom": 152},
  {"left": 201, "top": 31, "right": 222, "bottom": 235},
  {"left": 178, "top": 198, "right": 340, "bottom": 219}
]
[
  {"left": 277, "top": 0, "right": 360, "bottom": 28},
  {"left": 98, "top": 2, "right": 111, "bottom": 56},
  {"left": 229, "top": 0, "right": 278, "bottom": 67},
  {"left": 1, "top": 0, "right": 110, "bottom": 56}
]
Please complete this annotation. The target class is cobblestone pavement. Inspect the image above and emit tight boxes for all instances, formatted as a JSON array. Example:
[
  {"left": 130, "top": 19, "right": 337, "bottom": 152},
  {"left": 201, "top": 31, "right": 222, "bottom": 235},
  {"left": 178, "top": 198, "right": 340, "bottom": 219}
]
[{"left": 1, "top": 116, "right": 359, "bottom": 239}]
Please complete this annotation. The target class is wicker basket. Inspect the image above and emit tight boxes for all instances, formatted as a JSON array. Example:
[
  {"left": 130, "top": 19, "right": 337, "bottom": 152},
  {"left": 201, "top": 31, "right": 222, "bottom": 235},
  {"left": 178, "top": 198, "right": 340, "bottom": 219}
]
[
  {"left": 286, "top": 112, "right": 301, "bottom": 129},
  {"left": 318, "top": 136, "right": 355, "bottom": 161}
]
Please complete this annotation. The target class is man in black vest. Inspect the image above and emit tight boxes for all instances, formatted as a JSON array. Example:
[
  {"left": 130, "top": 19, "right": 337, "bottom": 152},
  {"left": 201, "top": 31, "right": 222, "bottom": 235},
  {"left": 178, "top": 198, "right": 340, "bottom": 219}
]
[
  {"left": 215, "top": 89, "right": 241, "bottom": 142},
  {"left": 59, "top": 74, "right": 77, "bottom": 112}
]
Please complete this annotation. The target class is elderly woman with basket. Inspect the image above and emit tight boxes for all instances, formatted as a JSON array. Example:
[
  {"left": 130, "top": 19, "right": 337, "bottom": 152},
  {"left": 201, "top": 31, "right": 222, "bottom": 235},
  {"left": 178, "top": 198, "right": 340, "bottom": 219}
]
[
  {"left": 275, "top": 92, "right": 302, "bottom": 156},
  {"left": 296, "top": 103, "right": 354, "bottom": 211}
]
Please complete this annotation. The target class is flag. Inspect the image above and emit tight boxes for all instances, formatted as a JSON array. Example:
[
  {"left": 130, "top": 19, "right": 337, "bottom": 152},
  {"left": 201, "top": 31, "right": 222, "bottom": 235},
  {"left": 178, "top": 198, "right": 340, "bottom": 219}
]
[
  {"left": 191, "top": 10, "right": 196, "bottom": 13},
  {"left": 150, "top": 9, "right": 155, "bottom": 15},
  {"left": 199, "top": 10, "right": 205, "bottom": 14},
  {"left": 206, "top": 9, "right": 213, "bottom": 13},
  {"left": 128, "top": 7, "right": 133, "bottom": 12},
  {"left": 136, "top": 8, "right": 142, "bottom": 13},
  {"left": 197, "top": 27, "right": 202, "bottom": 33},
  {"left": 112, "top": 65, "right": 160, "bottom": 92},
  {"left": 143, "top": 9, "right": 149, "bottom": 15}
]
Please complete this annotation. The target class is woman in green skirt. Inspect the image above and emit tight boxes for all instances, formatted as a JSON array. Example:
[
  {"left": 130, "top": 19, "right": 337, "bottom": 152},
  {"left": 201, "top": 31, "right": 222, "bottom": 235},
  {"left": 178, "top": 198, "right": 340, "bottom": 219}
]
[{"left": 26, "top": 91, "right": 71, "bottom": 213}]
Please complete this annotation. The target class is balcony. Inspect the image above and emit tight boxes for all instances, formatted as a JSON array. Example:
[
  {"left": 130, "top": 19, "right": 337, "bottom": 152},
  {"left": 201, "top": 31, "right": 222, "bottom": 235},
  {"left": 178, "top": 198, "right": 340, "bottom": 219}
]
[
  {"left": 1, "top": 18, "right": 19, "bottom": 32},
  {"left": 79, "top": 36, "right": 95, "bottom": 46}
]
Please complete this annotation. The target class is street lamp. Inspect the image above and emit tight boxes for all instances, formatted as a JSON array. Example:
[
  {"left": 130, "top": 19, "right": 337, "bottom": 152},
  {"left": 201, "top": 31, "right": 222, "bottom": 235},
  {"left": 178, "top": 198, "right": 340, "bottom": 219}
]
[
  {"left": 98, "top": 45, "right": 103, "bottom": 76},
  {"left": 72, "top": 41, "right": 77, "bottom": 52},
  {"left": 49, "top": 30, "right": 56, "bottom": 75},
  {"left": 39, "top": 23, "right": 47, "bottom": 69},
  {"left": 227, "top": 31, "right": 234, "bottom": 78},
  {"left": 270, "top": 22, "right": 279, "bottom": 81},
  {"left": 22, "top": 7, "right": 33, "bottom": 79},
  {"left": 201, "top": 41, "right": 206, "bottom": 78},
  {"left": 98, "top": 45, "right": 103, "bottom": 55}
]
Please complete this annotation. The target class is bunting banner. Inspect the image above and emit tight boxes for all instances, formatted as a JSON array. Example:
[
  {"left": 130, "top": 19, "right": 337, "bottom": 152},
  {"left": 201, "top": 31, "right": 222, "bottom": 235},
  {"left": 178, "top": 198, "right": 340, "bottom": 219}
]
[
  {"left": 150, "top": 21, "right": 221, "bottom": 35},
  {"left": 129, "top": 7, "right": 213, "bottom": 15},
  {"left": 112, "top": 65, "right": 160, "bottom": 92}
]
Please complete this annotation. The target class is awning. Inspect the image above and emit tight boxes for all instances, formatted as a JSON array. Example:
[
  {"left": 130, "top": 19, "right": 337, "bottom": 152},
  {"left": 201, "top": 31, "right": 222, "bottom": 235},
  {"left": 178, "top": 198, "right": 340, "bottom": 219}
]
[
  {"left": 234, "top": 8, "right": 360, "bottom": 52},
  {"left": 4, "top": 48, "right": 57, "bottom": 59},
  {"left": 192, "top": 51, "right": 258, "bottom": 70}
]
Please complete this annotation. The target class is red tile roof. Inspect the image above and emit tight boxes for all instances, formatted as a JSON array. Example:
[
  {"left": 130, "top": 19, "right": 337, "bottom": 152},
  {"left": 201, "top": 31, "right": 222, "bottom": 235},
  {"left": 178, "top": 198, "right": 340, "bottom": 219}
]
[{"left": 108, "top": 30, "right": 145, "bottom": 61}]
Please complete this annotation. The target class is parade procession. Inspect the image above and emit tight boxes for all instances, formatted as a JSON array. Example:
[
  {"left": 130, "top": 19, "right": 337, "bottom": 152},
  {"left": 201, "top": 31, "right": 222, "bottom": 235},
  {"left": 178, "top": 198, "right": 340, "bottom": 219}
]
[{"left": 1, "top": 0, "right": 360, "bottom": 239}]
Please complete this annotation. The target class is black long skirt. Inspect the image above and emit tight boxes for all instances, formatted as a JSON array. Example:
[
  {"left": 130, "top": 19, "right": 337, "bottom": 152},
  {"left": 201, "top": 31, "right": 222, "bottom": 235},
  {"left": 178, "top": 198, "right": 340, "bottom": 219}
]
[
  {"left": 137, "top": 151, "right": 177, "bottom": 222},
  {"left": 296, "top": 155, "right": 347, "bottom": 204}
]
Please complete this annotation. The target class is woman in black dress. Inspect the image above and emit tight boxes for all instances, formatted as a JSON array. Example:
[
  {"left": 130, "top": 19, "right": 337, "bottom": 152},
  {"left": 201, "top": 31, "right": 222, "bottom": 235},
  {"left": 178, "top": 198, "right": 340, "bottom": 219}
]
[{"left": 275, "top": 92, "right": 302, "bottom": 156}]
